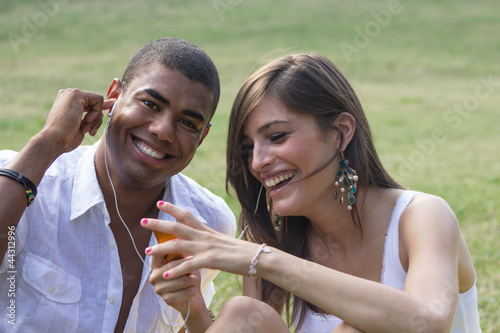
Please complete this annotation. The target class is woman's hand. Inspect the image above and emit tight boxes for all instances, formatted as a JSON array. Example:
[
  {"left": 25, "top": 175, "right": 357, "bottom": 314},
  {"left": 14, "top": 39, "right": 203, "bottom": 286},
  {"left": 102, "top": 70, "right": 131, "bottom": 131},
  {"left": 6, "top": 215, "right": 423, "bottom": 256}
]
[{"left": 142, "top": 201, "right": 259, "bottom": 280}]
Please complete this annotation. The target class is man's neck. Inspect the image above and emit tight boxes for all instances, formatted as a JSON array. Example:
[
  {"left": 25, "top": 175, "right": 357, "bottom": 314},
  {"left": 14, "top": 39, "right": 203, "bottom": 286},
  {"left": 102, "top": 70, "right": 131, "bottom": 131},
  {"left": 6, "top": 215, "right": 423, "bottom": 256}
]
[{"left": 94, "top": 141, "right": 168, "bottom": 221}]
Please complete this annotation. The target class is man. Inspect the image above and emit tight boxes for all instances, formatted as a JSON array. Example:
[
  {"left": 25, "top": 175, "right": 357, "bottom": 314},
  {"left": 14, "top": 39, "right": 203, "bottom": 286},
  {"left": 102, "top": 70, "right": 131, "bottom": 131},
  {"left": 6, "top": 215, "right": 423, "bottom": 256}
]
[{"left": 0, "top": 37, "right": 236, "bottom": 332}]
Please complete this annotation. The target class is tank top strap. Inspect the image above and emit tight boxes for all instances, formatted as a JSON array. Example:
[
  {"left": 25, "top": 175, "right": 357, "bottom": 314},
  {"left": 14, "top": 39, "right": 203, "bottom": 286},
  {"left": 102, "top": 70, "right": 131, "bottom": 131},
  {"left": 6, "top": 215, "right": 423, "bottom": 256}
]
[{"left": 381, "top": 190, "right": 417, "bottom": 288}]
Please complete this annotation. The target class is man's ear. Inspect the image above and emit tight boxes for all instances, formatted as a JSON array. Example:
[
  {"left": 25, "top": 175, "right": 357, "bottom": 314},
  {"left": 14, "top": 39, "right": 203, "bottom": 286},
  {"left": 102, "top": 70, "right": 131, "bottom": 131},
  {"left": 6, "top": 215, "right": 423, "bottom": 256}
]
[
  {"left": 333, "top": 112, "right": 356, "bottom": 151},
  {"left": 106, "top": 78, "right": 122, "bottom": 117},
  {"left": 197, "top": 123, "right": 212, "bottom": 147}
]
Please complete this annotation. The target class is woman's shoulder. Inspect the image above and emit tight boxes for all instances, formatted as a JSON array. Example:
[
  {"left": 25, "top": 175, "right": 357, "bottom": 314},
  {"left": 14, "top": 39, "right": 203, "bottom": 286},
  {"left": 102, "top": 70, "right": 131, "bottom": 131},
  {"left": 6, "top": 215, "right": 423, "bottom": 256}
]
[
  {"left": 405, "top": 191, "right": 456, "bottom": 219},
  {"left": 400, "top": 190, "right": 460, "bottom": 243}
]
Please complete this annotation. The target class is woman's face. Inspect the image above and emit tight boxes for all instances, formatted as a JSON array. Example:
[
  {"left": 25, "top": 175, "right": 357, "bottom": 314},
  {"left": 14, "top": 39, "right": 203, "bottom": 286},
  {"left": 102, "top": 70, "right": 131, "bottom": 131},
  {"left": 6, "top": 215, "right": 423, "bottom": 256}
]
[{"left": 242, "top": 96, "right": 340, "bottom": 217}]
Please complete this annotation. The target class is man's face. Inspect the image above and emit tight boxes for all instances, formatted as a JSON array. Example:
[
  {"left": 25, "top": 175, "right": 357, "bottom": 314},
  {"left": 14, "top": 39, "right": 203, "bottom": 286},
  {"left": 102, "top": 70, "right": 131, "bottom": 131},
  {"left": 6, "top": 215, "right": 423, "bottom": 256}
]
[{"left": 105, "top": 63, "right": 213, "bottom": 189}]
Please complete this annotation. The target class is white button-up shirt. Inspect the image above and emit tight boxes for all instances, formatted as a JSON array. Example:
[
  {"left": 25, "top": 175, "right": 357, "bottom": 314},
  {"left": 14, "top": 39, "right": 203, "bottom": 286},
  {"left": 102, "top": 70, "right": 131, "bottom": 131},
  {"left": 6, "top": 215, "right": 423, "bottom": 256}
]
[{"left": 0, "top": 142, "right": 236, "bottom": 333}]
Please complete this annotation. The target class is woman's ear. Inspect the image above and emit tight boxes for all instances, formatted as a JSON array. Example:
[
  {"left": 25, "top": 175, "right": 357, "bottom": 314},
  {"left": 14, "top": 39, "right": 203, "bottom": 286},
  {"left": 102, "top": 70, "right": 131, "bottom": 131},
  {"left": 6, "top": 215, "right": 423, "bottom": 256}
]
[{"left": 333, "top": 112, "right": 356, "bottom": 151}]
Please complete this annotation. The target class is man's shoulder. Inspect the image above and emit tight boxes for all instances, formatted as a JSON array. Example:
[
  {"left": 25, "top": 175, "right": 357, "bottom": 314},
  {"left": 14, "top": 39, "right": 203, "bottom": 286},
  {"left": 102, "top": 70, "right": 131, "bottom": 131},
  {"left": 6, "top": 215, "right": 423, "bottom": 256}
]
[
  {"left": 45, "top": 145, "right": 92, "bottom": 178},
  {"left": 0, "top": 149, "right": 19, "bottom": 167},
  {"left": 171, "top": 173, "right": 226, "bottom": 201},
  {"left": 171, "top": 173, "right": 236, "bottom": 236},
  {"left": 1, "top": 145, "right": 91, "bottom": 166},
  {"left": 171, "top": 173, "right": 224, "bottom": 206}
]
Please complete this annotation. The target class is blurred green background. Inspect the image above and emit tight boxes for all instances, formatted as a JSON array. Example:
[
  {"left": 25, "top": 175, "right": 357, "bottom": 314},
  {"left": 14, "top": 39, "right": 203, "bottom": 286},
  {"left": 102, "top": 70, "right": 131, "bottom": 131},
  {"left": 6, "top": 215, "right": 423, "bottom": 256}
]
[{"left": 1, "top": 0, "right": 499, "bottom": 331}]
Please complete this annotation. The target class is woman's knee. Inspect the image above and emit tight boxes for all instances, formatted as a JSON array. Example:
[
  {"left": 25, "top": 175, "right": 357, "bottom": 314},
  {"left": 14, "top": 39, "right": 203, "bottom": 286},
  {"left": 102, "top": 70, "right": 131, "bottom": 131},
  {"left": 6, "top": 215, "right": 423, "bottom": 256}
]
[
  {"left": 209, "top": 296, "right": 288, "bottom": 333},
  {"left": 220, "top": 296, "right": 264, "bottom": 313}
]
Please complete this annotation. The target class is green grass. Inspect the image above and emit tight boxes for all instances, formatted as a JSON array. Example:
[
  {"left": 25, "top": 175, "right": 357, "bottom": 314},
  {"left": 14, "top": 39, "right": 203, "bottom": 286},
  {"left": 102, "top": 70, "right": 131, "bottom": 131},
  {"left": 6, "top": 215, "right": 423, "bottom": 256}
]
[{"left": 1, "top": 0, "right": 499, "bottom": 330}]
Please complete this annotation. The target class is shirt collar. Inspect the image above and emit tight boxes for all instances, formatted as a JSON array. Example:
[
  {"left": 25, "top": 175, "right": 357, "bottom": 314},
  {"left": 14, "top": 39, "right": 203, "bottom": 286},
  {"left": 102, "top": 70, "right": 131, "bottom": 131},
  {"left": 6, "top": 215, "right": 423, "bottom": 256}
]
[
  {"left": 158, "top": 174, "right": 208, "bottom": 226},
  {"left": 70, "top": 141, "right": 106, "bottom": 220},
  {"left": 70, "top": 142, "right": 208, "bottom": 226}
]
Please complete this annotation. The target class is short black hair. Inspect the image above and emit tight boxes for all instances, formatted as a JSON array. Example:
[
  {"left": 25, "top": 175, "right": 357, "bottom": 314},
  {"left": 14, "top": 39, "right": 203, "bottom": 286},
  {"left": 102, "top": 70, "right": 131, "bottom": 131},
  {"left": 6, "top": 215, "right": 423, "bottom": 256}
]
[{"left": 122, "top": 37, "right": 220, "bottom": 118}]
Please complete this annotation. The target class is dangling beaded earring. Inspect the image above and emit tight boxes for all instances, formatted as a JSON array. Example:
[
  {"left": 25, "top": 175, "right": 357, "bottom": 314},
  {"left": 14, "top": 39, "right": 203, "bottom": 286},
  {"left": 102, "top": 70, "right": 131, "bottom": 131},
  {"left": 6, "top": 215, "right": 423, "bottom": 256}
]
[
  {"left": 334, "top": 152, "right": 358, "bottom": 210},
  {"left": 274, "top": 214, "right": 280, "bottom": 231}
]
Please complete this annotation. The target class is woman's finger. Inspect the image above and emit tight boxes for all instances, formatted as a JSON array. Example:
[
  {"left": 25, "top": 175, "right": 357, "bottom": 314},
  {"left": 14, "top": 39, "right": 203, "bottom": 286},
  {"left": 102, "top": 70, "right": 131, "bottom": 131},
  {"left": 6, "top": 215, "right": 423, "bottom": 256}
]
[
  {"left": 150, "top": 271, "right": 199, "bottom": 311},
  {"left": 150, "top": 250, "right": 167, "bottom": 269},
  {"left": 141, "top": 217, "right": 192, "bottom": 240},
  {"left": 161, "top": 256, "right": 199, "bottom": 280},
  {"left": 157, "top": 201, "right": 211, "bottom": 231}
]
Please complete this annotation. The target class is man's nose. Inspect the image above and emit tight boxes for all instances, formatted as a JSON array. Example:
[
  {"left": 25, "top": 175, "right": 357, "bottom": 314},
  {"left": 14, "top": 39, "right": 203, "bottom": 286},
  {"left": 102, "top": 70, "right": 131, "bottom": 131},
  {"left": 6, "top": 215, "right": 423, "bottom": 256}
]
[{"left": 149, "top": 115, "right": 175, "bottom": 142}]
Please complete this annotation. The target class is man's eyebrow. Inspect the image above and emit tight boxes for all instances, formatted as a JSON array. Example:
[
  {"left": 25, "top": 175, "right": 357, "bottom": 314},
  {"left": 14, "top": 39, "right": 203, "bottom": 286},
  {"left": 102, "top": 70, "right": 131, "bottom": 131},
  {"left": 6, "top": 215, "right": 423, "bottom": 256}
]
[
  {"left": 182, "top": 109, "right": 205, "bottom": 123},
  {"left": 143, "top": 88, "right": 206, "bottom": 123},
  {"left": 144, "top": 88, "right": 169, "bottom": 105}
]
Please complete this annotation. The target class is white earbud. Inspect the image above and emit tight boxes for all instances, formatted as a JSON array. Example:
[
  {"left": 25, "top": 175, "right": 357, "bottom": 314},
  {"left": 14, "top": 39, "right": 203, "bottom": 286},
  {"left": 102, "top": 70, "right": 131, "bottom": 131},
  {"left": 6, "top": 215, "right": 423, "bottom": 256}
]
[{"left": 107, "top": 103, "right": 116, "bottom": 125}]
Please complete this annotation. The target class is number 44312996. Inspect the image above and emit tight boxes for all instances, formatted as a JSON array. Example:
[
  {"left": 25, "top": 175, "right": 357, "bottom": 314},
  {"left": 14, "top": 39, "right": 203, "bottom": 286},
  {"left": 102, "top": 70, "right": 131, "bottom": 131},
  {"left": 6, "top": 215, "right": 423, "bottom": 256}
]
[{"left": 7, "top": 226, "right": 16, "bottom": 270}]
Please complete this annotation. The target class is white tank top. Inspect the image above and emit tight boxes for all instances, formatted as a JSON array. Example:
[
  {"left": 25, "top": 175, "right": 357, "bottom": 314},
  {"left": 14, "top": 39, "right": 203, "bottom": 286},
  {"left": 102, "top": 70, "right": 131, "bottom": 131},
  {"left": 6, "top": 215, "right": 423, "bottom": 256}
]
[{"left": 295, "top": 191, "right": 481, "bottom": 332}]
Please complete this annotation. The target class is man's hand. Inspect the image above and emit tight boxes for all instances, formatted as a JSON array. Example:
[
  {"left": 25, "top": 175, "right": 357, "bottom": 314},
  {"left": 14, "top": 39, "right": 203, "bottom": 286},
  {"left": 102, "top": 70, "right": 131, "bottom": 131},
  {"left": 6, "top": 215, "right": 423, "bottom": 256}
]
[
  {"left": 149, "top": 254, "right": 206, "bottom": 317},
  {"left": 40, "top": 89, "right": 114, "bottom": 156},
  {"left": 0, "top": 89, "right": 113, "bottom": 260}
]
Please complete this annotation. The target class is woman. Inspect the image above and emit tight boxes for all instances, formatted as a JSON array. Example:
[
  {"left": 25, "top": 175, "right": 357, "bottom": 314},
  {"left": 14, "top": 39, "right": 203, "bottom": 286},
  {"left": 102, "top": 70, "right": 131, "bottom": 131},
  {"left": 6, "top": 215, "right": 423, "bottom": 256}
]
[{"left": 143, "top": 53, "right": 481, "bottom": 332}]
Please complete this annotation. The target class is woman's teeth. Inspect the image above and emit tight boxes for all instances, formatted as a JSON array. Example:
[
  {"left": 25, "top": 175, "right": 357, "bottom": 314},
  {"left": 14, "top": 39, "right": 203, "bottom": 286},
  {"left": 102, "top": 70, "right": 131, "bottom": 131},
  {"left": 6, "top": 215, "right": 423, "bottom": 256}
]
[
  {"left": 134, "top": 140, "right": 166, "bottom": 160},
  {"left": 265, "top": 172, "right": 295, "bottom": 187}
]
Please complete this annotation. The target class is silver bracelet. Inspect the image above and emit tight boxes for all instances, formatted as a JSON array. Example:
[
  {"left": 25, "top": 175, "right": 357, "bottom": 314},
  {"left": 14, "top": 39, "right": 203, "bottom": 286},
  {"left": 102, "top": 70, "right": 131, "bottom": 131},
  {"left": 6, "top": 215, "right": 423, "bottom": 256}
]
[{"left": 248, "top": 243, "right": 271, "bottom": 278}]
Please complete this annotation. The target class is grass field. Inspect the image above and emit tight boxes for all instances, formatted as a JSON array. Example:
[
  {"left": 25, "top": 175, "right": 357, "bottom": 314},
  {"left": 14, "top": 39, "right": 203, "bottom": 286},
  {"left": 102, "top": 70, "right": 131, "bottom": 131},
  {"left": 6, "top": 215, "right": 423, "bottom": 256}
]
[{"left": 1, "top": 0, "right": 499, "bottom": 331}]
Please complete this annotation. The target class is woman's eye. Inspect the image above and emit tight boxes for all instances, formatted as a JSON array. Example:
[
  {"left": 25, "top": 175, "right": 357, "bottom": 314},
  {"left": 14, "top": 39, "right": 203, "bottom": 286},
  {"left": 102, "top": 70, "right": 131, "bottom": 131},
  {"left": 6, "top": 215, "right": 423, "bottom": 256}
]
[
  {"left": 241, "top": 143, "right": 254, "bottom": 155},
  {"left": 270, "top": 133, "right": 287, "bottom": 142}
]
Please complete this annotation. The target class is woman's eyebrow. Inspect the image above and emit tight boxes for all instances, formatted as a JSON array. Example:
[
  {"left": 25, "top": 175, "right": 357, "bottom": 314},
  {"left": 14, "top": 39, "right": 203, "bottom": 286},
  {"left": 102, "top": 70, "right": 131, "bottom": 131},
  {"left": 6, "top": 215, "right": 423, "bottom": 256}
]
[{"left": 257, "top": 120, "right": 289, "bottom": 134}]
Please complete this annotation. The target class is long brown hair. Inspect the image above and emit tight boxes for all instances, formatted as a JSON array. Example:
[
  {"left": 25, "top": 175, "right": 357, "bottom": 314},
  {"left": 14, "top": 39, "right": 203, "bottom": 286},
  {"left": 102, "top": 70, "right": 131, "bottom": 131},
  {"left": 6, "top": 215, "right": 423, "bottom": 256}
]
[{"left": 226, "top": 53, "right": 402, "bottom": 329}]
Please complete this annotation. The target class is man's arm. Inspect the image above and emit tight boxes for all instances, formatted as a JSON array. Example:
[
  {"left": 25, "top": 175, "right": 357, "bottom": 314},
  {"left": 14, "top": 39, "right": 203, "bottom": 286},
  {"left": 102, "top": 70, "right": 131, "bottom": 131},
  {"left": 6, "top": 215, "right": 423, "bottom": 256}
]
[{"left": 0, "top": 89, "right": 112, "bottom": 258}]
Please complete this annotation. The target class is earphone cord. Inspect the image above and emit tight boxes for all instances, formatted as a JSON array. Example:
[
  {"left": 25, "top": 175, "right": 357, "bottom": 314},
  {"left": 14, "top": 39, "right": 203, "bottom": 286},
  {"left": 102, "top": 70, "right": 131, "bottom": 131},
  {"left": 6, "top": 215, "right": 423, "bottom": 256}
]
[{"left": 104, "top": 126, "right": 190, "bottom": 332}]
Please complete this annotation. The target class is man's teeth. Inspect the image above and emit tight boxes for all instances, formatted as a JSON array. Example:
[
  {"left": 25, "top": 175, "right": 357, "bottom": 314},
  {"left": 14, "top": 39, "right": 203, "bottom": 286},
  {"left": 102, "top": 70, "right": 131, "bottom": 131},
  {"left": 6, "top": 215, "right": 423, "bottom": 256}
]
[
  {"left": 265, "top": 172, "right": 295, "bottom": 187},
  {"left": 135, "top": 140, "right": 166, "bottom": 160}
]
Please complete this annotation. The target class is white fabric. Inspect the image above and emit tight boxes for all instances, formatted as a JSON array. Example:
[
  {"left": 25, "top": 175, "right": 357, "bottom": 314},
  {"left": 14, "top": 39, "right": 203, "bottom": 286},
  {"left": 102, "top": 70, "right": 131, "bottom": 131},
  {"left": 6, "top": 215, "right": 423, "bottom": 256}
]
[
  {"left": 295, "top": 190, "right": 481, "bottom": 332},
  {"left": 382, "top": 191, "right": 481, "bottom": 333},
  {"left": 0, "top": 142, "right": 236, "bottom": 333}
]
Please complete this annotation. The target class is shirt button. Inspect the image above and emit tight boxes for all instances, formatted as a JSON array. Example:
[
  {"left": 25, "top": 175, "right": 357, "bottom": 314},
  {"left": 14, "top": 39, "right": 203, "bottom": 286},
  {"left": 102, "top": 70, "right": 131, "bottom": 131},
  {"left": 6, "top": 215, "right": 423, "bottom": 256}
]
[
  {"left": 108, "top": 296, "right": 115, "bottom": 305},
  {"left": 108, "top": 242, "right": 115, "bottom": 250},
  {"left": 48, "top": 286, "right": 56, "bottom": 294}
]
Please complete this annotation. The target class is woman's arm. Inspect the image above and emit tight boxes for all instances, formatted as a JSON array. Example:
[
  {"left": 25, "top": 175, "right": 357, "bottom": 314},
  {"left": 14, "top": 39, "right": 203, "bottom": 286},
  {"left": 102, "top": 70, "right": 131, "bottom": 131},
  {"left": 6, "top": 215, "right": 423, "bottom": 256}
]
[
  {"left": 254, "top": 195, "right": 460, "bottom": 333},
  {"left": 143, "top": 197, "right": 462, "bottom": 333}
]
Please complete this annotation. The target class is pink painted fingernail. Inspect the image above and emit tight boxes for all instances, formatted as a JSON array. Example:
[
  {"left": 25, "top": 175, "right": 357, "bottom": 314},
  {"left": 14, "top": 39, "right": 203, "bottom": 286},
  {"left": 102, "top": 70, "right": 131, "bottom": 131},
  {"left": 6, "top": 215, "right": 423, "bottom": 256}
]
[
  {"left": 158, "top": 201, "right": 165, "bottom": 206},
  {"left": 141, "top": 218, "right": 148, "bottom": 224},
  {"left": 163, "top": 272, "right": 169, "bottom": 278},
  {"left": 145, "top": 247, "right": 152, "bottom": 254}
]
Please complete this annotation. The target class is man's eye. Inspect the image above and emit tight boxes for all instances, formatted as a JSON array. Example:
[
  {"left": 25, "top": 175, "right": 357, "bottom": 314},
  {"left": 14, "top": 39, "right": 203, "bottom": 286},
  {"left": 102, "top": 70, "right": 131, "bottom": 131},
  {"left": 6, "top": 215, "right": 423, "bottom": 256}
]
[
  {"left": 144, "top": 100, "right": 159, "bottom": 110},
  {"left": 180, "top": 119, "right": 196, "bottom": 129}
]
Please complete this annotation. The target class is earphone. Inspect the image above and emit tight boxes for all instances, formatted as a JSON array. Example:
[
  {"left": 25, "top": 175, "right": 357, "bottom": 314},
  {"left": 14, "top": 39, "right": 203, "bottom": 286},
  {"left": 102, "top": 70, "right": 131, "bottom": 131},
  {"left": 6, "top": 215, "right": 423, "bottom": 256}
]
[
  {"left": 107, "top": 103, "right": 115, "bottom": 125},
  {"left": 103, "top": 103, "right": 189, "bottom": 331}
]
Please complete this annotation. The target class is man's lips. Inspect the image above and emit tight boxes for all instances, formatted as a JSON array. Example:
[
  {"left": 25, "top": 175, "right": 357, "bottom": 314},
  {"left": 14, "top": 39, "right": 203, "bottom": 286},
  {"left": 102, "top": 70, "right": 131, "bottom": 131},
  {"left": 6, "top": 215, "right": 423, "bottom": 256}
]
[{"left": 133, "top": 138, "right": 170, "bottom": 160}]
